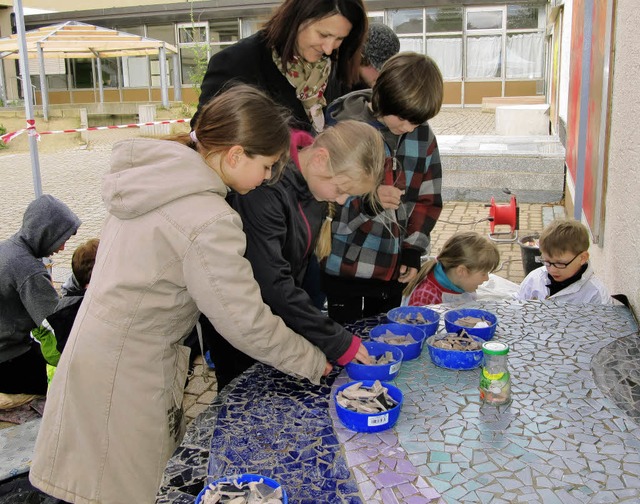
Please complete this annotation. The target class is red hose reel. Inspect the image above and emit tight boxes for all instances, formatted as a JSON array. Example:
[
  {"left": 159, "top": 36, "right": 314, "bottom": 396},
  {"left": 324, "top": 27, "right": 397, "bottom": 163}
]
[{"left": 487, "top": 195, "right": 519, "bottom": 242}]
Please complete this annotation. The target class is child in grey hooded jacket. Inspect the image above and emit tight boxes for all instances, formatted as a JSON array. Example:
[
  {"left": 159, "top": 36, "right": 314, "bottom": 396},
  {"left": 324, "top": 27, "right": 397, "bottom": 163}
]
[{"left": 0, "top": 194, "right": 80, "bottom": 396}]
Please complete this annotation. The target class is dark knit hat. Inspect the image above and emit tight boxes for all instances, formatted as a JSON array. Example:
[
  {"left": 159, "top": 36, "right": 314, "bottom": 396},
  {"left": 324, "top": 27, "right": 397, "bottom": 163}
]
[{"left": 363, "top": 24, "right": 400, "bottom": 71}]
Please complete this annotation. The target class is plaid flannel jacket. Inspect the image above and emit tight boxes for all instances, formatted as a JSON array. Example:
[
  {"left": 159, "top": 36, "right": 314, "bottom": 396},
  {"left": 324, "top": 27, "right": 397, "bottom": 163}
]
[{"left": 324, "top": 122, "right": 443, "bottom": 282}]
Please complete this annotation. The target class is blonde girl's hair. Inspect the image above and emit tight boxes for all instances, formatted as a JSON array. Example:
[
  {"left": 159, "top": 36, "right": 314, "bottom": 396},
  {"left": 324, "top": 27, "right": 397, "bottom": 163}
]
[
  {"left": 169, "top": 84, "right": 292, "bottom": 178},
  {"left": 314, "top": 120, "right": 385, "bottom": 260},
  {"left": 403, "top": 231, "right": 501, "bottom": 297}
]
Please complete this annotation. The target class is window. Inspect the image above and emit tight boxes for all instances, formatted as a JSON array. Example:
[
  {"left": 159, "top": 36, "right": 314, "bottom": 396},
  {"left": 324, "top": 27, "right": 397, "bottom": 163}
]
[
  {"left": 426, "top": 7, "right": 463, "bottom": 33},
  {"left": 122, "top": 56, "right": 149, "bottom": 87},
  {"left": 507, "top": 6, "right": 541, "bottom": 30},
  {"left": 177, "top": 22, "right": 209, "bottom": 86},
  {"left": 147, "top": 24, "right": 176, "bottom": 45},
  {"left": 427, "top": 36, "right": 462, "bottom": 80},
  {"left": 467, "top": 10, "right": 503, "bottom": 30},
  {"left": 506, "top": 32, "right": 544, "bottom": 79},
  {"left": 466, "top": 36, "right": 502, "bottom": 79},
  {"left": 389, "top": 9, "right": 422, "bottom": 34}
]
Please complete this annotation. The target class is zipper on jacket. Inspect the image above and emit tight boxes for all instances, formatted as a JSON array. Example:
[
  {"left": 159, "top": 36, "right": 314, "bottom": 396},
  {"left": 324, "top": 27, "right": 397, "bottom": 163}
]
[{"left": 297, "top": 202, "right": 313, "bottom": 257}]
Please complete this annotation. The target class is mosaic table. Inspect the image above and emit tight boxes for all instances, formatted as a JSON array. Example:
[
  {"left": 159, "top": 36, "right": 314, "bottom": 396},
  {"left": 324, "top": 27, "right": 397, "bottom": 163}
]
[{"left": 157, "top": 300, "right": 640, "bottom": 503}]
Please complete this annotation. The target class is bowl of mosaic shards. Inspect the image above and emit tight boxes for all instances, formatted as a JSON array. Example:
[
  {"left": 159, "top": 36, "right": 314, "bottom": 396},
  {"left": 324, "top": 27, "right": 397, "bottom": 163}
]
[
  {"left": 345, "top": 340, "right": 404, "bottom": 382},
  {"left": 369, "top": 322, "right": 427, "bottom": 361},
  {"left": 443, "top": 308, "right": 498, "bottom": 341},
  {"left": 195, "top": 473, "right": 288, "bottom": 503},
  {"left": 426, "top": 330, "right": 485, "bottom": 370},
  {"left": 334, "top": 380, "right": 403, "bottom": 433},
  {"left": 386, "top": 306, "right": 440, "bottom": 337}
]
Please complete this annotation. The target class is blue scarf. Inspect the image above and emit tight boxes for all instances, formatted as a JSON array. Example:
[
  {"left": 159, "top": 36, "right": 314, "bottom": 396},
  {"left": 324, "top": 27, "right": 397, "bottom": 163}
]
[{"left": 434, "top": 262, "right": 465, "bottom": 293}]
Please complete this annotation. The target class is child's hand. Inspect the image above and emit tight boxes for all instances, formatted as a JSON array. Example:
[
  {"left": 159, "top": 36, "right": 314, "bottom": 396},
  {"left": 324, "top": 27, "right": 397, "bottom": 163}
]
[
  {"left": 377, "top": 185, "right": 404, "bottom": 210},
  {"left": 354, "top": 343, "right": 372, "bottom": 365},
  {"left": 398, "top": 265, "right": 418, "bottom": 283},
  {"left": 323, "top": 361, "right": 334, "bottom": 376}
]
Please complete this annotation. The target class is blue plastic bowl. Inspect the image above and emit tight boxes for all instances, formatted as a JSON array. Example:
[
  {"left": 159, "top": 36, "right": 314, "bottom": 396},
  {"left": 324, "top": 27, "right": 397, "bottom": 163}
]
[
  {"left": 386, "top": 306, "right": 440, "bottom": 337},
  {"left": 195, "top": 473, "right": 288, "bottom": 503},
  {"left": 444, "top": 308, "right": 498, "bottom": 341},
  {"left": 369, "top": 323, "right": 427, "bottom": 361},
  {"left": 334, "top": 380, "right": 403, "bottom": 433},
  {"left": 344, "top": 341, "right": 403, "bottom": 382},
  {"left": 426, "top": 334, "right": 485, "bottom": 370}
]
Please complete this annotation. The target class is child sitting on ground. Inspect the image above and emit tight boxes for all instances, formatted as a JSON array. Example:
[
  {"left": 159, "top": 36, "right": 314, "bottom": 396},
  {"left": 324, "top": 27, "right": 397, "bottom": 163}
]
[
  {"left": 402, "top": 231, "right": 501, "bottom": 306},
  {"left": 516, "top": 218, "right": 613, "bottom": 304},
  {"left": 31, "top": 238, "right": 99, "bottom": 376}
]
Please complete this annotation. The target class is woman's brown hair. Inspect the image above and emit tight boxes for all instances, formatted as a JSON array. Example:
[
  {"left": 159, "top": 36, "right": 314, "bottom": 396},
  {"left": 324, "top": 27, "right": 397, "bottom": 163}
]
[{"left": 263, "top": 0, "right": 368, "bottom": 88}]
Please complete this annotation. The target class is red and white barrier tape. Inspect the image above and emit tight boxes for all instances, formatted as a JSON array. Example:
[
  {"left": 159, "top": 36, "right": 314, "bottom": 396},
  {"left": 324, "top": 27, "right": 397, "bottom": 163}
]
[{"left": 1, "top": 118, "right": 191, "bottom": 144}]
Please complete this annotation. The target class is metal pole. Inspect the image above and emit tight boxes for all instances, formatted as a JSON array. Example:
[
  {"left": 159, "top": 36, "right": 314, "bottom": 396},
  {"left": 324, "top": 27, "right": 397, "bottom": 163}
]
[
  {"left": 159, "top": 44, "right": 169, "bottom": 108},
  {"left": 37, "top": 42, "right": 49, "bottom": 120},
  {"left": 0, "top": 57, "right": 7, "bottom": 106},
  {"left": 14, "top": 0, "right": 42, "bottom": 198},
  {"left": 172, "top": 53, "right": 181, "bottom": 102},
  {"left": 94, "top": 51, "right": 104, "bottom": 104}
]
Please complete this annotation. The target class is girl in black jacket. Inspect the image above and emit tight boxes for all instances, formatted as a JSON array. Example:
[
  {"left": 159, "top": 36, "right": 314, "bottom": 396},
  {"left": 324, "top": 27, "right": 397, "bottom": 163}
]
[{"left": 204, "top": 120, "right": 385, "bottom": 390}]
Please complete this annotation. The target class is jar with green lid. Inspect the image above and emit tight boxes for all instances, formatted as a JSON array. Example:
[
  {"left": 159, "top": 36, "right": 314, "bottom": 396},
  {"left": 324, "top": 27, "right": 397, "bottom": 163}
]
[{"left": 479, "top": 341, "right": 511, "bottom": 405}]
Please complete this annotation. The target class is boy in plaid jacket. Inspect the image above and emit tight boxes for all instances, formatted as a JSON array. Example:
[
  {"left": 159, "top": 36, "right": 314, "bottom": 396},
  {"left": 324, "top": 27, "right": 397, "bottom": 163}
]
[{"left": 322, "top": 52, "right": 444, "bottom": 323}]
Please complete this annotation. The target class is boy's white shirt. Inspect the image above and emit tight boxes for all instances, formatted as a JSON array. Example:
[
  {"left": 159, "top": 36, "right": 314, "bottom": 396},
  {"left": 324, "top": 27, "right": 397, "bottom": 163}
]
[{"left": 515, "top": 263, "right": 614, "bottom": 304}]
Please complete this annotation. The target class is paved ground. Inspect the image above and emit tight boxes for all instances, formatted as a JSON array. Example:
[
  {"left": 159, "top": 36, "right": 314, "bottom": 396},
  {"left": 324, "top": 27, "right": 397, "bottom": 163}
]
[{"left": 0, "top": 107, "right": 560, "bottom": 426}]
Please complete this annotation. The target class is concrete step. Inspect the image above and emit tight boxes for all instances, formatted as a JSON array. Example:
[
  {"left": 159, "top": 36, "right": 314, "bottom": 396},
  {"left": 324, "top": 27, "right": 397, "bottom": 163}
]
[{"left": 438, "top": 135, "right": 565, "bottom": 204}]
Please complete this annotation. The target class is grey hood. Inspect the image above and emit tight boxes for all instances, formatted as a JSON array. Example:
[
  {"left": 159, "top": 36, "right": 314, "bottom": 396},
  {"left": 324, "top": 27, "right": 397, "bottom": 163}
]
[
  {"left": 325, "top": 89, "right": 378, "bottom": 126},
  {"left": 103, "top": 138, "right": 226, "bottom": 220},
  {"left": 20, "top": 194, "right": 81, "bottom": 258}
]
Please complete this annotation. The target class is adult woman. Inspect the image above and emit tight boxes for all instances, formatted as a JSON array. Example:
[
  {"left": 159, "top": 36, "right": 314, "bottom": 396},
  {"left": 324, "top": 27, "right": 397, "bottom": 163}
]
[
  {"left": 193, "top": 0, "right": 368, "bottom": 133},
  {"left": 29, "top": 85, "right": 330, "bottom": 504}
]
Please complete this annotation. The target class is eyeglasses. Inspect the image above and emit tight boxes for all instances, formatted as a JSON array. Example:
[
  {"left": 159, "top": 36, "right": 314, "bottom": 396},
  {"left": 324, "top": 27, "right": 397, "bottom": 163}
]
[{"left": 534, "top": 251, "right": 583, "bottom": 269}]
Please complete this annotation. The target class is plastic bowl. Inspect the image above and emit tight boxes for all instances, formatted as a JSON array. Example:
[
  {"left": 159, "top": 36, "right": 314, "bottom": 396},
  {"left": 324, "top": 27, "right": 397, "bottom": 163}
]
[
  {"left": 386, "top": 306, "right": 440, "bottom": 337},
  {"left": 195, "top": 473, "right": 288, "bottom": 504},
  {"left": 444, "top": 308, "right": 498, "bottom": 341},
  {"left": 369, "top": 323, "right": 427, "bottom": 361},
  {"left": 344, "top": 341, "right": 403, "bottom": 382},
  {"left": 334, "top": 380, "right": 403, "bottom": 433},
  {"left": 426, "top": 334, "right": 485, "bottom": 370}
]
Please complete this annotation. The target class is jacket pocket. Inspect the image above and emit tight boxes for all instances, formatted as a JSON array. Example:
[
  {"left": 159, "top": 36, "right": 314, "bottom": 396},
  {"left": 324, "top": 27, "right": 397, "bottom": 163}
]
[{"left": 168, "top": 344, "right": 190, "bottom": 443}]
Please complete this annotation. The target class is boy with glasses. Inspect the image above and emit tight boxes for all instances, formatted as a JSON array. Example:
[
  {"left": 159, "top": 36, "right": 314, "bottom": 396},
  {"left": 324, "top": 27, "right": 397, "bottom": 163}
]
[{"left": 516, "top": 218, "right": 613, "bottom": 304}]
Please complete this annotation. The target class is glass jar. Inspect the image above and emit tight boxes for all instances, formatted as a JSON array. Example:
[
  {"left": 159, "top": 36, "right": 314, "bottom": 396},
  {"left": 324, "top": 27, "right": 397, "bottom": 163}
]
[{"left": 479, "top": 341, "right": 511, "bottom": 405}]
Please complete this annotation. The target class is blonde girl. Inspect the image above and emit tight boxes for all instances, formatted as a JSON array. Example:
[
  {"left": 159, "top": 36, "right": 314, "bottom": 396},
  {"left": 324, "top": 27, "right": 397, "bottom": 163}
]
[
  {"left": 30, "top": 85, "right": 330, "bottom": 504},
  {"left": 202, "top": 120, "right": 386, "bottom": 391},
  {"left": 403, "top": 231, "right": 500, "bottom": 306}
]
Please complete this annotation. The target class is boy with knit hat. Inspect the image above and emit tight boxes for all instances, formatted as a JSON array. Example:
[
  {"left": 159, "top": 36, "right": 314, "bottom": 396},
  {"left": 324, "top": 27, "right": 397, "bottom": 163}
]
[{"left": 357, "top": 23, "right": 400, "bottom": 88}]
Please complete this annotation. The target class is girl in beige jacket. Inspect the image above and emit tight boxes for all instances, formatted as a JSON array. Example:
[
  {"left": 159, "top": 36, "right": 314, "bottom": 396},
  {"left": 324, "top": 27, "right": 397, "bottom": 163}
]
[{"left": 30, "top": 85, "right": 330, "bottom": 504}]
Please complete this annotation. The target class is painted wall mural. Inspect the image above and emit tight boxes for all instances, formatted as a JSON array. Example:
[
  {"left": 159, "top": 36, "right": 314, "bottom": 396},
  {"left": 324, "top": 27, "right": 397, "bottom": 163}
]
[{"left": 565, "top": 0, "right": 615, "bottom": 242}]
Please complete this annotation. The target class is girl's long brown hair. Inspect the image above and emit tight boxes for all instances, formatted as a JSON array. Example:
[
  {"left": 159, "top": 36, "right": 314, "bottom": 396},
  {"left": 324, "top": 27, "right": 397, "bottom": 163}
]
[{"left": 168, "top": 84, "right": 292, "bottom": 177}]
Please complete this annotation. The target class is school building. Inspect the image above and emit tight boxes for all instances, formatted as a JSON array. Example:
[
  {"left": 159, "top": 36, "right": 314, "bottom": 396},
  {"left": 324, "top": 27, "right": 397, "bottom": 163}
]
[{"left": 0, "top": 0, "right": 547, "bottom": 108}]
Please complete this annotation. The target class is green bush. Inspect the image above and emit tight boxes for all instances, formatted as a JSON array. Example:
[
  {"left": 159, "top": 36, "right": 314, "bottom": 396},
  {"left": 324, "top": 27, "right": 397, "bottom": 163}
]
[{"left": 0, "top": 124, "right": 7, "bottom": 150}]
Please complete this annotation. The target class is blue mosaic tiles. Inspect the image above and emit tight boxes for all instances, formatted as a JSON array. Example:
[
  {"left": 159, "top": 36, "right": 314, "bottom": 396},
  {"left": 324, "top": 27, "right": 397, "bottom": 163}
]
[{"left": 157, "top": 300, "right": 640, "bottom": 503}]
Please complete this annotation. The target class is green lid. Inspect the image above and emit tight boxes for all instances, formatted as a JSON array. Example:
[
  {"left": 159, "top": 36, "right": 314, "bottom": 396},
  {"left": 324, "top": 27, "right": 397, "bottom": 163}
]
[{"left": 482, "top": 341, "right": 509, "bottom": 355}]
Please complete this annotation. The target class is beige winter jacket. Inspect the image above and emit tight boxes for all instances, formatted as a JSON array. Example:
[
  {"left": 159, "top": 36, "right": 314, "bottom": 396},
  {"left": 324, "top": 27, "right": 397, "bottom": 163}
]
[{"left": 29, "top": 138, "right": 326, "bottom": 504}]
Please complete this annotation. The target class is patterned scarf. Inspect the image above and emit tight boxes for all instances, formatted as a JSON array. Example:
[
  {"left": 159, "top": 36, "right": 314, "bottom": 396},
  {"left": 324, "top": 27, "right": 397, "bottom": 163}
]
[{"left": 273, "top": 49, "right": 331, "bottom": 133}]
